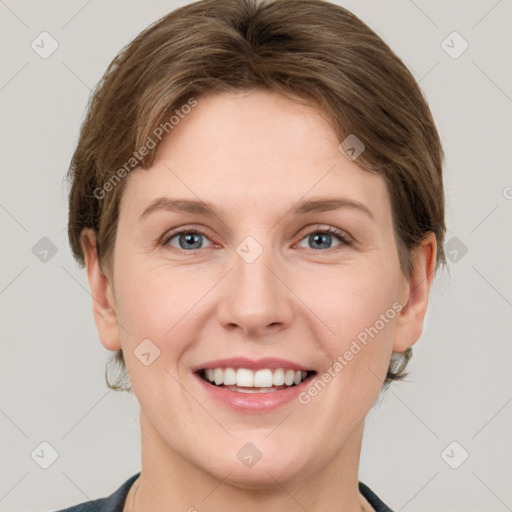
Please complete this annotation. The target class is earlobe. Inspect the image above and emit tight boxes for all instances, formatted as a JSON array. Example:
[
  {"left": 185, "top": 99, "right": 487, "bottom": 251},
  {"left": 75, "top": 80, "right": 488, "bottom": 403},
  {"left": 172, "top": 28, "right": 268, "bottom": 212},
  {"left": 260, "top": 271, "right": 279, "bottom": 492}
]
[
  {"left": 80, "top": 229, "right": 122, "bottom": 351},
  {"left": 393, "top": 232, "right": 437, "bottom": 353}
]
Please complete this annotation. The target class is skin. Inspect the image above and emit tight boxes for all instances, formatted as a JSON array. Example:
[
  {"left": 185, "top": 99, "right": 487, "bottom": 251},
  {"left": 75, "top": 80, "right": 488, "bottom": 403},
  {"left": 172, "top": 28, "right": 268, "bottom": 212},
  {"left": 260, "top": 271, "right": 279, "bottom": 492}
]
[{"left": 81, "top": 88, "right": 437, "bottom": 512}]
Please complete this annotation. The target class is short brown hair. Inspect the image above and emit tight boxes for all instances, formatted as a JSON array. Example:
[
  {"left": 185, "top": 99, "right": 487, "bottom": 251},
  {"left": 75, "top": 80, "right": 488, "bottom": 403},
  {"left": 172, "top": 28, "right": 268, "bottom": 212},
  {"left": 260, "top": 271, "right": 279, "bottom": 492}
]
[{"left": 66, "top": 0, "right": 447, "bottom": 392}]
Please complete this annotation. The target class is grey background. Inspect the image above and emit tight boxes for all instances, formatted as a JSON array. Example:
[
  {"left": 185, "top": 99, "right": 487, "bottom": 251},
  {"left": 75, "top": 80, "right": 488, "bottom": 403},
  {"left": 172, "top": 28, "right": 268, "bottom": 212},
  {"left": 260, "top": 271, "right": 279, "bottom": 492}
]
[{"left": 1, "top": 0, "right": 511, "bottom": 511}]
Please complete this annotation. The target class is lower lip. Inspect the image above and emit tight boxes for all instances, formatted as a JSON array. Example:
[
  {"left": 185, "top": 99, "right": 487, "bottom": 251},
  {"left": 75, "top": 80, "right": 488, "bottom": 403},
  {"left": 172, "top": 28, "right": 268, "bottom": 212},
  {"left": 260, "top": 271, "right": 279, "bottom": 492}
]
[{"left": 194, "top": 373, "right": 314, "bottom": 413}]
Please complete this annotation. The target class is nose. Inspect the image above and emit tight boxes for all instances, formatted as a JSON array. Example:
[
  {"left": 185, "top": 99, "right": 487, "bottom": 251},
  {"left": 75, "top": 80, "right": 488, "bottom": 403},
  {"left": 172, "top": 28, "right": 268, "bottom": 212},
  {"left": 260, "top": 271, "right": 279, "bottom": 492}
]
[{"left": 217, "top": 243, "right": 295, "bottom": 339}]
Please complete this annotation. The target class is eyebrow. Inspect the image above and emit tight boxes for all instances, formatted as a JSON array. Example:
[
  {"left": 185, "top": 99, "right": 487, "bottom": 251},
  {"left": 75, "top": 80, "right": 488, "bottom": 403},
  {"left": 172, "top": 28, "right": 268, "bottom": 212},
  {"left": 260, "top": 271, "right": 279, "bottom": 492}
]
[{"left": 139, "top": 196, "right": 374, "bottom": 221}]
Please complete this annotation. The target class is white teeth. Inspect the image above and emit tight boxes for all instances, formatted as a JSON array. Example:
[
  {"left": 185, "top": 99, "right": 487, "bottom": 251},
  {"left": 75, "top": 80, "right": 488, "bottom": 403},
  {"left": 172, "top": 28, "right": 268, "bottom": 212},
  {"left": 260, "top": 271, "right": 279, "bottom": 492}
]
[
  {"left": 253, "top": 369, "right": 273, "bottom": 387},
  {"left": 201, "top": 367, "right": 311, "bottom": 388},
  {"left": 214, "top": 368, "right": 223, "bottom": 385},
  {"left": 272, "top": 368, "right": 285, "bottom": 386},
  {"left": 223, "top": 367, "right": 237, "bottom": 385},
  {"left": 236, "top": 368, "right": 254, "bottom": 387}
]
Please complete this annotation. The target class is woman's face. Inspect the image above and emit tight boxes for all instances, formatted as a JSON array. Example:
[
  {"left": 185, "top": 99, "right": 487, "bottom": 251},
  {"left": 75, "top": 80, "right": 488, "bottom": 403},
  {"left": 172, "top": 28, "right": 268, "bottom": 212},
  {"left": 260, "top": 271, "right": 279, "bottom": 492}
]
[{"left": 88, "top": 88, "right": 434, "bottom": 487}]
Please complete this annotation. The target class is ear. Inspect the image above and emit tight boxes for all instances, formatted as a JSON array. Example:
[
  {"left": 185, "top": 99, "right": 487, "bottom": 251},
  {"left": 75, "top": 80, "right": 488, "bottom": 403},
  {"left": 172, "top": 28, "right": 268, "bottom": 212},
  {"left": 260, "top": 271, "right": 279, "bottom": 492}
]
[
  {"left": 80, "top": 229, "right": 122, "bottom": 351},
  {"left": 393, "top": 232, "right": 437, "bottom": 353}
]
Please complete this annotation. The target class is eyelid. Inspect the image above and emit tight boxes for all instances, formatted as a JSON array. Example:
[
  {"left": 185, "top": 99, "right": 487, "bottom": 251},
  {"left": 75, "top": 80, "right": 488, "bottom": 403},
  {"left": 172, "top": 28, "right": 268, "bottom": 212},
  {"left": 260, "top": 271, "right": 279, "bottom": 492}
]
[
  {"left": 297, "top": 225, "right": 353, "bottom": 247},
  {"left": 161, "top": 225, "right": 213, "bottom": 246},
  {"left": 161, "top": 223, "right": 353, "bottom": 251}
]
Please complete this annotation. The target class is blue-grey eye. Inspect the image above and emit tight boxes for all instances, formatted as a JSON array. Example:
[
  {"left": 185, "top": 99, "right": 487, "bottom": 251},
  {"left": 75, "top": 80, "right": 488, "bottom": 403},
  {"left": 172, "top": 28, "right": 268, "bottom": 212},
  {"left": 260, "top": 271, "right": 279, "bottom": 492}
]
[
  {"left": 297, "top": 229, "right": 350, "bottom": 250},
  {"left": 166, "top": 231, "right": 212, "bottom": 250}
]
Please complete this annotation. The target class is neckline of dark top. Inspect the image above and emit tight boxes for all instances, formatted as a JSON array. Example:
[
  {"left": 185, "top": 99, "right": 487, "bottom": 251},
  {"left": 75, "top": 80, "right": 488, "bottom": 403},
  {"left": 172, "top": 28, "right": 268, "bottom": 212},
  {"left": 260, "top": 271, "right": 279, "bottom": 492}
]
[{"left": 55, "top": 472, "right": 394, "bottom": 512}]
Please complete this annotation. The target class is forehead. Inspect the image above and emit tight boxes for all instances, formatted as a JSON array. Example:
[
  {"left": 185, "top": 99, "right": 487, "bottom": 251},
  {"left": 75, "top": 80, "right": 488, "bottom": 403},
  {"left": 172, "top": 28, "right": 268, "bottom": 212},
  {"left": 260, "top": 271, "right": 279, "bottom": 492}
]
[{"left": 120, "top": 89, "right": 390, "bottom": 223}]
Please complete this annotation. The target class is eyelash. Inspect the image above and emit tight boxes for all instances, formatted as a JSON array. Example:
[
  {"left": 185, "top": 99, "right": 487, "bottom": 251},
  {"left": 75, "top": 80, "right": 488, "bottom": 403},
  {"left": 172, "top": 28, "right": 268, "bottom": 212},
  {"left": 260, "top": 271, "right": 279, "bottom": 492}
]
[{"left": 161, "top": 225, "right": 353, "bottom": 252}]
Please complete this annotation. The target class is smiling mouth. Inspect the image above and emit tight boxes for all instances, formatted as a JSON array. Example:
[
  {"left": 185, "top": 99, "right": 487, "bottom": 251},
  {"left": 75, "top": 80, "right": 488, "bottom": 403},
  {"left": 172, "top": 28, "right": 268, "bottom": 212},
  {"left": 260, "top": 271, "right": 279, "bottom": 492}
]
[{"left": 196, "top": 368, "right": 317, "bottom": 393}]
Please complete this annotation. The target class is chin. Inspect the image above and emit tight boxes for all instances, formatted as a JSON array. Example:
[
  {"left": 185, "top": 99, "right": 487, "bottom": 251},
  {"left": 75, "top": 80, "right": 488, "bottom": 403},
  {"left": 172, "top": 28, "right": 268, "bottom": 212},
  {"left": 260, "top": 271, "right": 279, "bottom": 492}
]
[
  {"left": 216, "top": 462, "right": 304, "bottom": 491},
  {"left": 200, "top": 445, "right": 312, "bottom": 491}
]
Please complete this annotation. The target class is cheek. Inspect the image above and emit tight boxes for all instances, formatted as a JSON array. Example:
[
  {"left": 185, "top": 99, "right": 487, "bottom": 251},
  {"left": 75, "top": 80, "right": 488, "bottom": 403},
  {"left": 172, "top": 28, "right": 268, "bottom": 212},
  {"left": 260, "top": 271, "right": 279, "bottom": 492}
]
[
  {"left": 114, "top": 241, "right": 402, "bottom": 366},
  {"left": 306, "top": 261, "right": 400, "bottom": 364},
  {"left": 113, "top": 262, "right": 209, "bottom": 359},
  {"left": 112, "top": 269, "right": 197, "bottom": 400}
]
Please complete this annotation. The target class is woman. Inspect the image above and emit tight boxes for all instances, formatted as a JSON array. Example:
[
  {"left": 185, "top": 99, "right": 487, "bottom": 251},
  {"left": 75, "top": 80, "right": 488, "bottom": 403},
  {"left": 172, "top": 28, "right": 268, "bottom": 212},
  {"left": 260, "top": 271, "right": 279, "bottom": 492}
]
[{"left": 58, "top": 0, "right": 446, "bottom": 510}]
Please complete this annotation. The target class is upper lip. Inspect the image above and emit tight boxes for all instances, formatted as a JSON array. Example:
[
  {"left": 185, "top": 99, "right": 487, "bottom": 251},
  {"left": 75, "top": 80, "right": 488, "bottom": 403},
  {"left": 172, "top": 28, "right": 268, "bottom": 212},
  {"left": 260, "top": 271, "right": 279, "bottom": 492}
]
[{"left": 191, "top": 357, "right": 314, "bottom": 373}]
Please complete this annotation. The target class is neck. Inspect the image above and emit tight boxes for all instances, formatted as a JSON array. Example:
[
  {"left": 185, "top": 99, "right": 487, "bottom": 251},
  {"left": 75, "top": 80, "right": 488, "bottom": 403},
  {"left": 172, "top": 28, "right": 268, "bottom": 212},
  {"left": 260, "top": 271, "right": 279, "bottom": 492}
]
[{"left": 125, "top": 413, "right": 369, "bottom": 512}]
